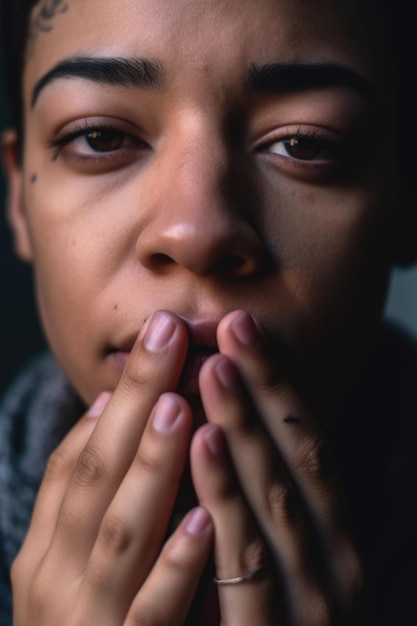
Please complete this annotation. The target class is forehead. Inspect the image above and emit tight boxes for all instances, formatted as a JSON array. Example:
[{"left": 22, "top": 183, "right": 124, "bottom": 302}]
[{"left": 24, "top": 0, "right": 389, "bottom": 96}]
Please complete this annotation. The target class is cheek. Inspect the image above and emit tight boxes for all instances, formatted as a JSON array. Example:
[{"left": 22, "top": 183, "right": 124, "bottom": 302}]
[
  {"left": 254, "top": 183, "right": 394, "bottom": 414},
  {"left": 260, "top": 182, "right": 394, "bottom": 340},
  {"left": 22, "top": 181, "right": 112, "bottom": 363},
  {"left": 25, "top": 173, "right": 123, "bottom": 289}
]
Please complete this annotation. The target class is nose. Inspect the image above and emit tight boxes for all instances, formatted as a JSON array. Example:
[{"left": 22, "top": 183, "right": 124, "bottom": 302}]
[{"left": 135, "top": 133, "right": 265, "bottom": 277}]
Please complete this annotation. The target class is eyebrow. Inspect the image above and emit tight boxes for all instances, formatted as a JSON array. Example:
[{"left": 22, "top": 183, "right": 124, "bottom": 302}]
[
  {"left": 245, "top": 62, "right": 373, "bottom": 98},
  {"left": 31, "top": 58, "right": 373, "bottom": 110},
  {"left": 31, "top": 56, "right": 164, "bottom": 107}
]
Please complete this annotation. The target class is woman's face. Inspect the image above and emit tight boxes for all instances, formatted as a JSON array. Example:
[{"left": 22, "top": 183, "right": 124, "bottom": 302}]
[{"left": 9, "top": 0, "right": 402, "bottom": 418}]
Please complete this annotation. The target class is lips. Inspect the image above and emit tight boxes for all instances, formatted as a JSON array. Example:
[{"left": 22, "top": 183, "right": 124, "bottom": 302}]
[
  {"left": 180, "top": 318, "right": 219, "bottom": 395},
  {"left": 178, "top": 345, "right": 217, "bottom": 396},
  {"left": 108, "top": 316, "right": 220, "bottom": 396}
]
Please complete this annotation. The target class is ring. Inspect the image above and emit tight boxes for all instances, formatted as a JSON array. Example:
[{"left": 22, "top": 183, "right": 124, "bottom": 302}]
[{"left": 213, "top": 565, "right": 266, "bottom": 585}]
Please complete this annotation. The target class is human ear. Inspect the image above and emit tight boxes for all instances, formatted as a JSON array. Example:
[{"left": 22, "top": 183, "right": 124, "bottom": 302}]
[{"left": 1, "top": 130, "right": 33, "bottom": 262}]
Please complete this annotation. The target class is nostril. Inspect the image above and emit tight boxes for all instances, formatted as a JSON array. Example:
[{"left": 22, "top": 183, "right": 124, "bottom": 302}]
[
  {"left": 148, "top": 253, "right": 176, "bottom": 271},
  {"left": 213, "top": 252, "right": 266, "bottom": 277},
  {"left": 136, "top": 218, "right": 265, "bottom": 276},
  {"left": 213, "top": 255, "right": 247, "bottom": 273}
]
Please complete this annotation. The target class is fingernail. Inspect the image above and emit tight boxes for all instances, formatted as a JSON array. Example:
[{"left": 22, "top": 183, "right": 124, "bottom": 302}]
[
  {"left": 185, "top": 507, "right": 212, "bottom": 535},
  {"left": 87, "top": 391, "right": 112, "bottom": 417},
  {"left": 144, "top": 312, "right": 176, "bottom": 353},
  {"left": 153, "top": 394, "right": 181, "bottom": 432},
  {"left": 204, "top": 424, "right": 225, "bottom": 457},
  {"left": 231, "top": 311, "right": 259, "bottom": 347},
  {"left": 214, "top": 356, "right": 239, "bottom": 391}
]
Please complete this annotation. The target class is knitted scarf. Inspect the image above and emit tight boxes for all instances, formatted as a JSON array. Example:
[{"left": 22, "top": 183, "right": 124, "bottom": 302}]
[{"left": 0, "top": 353, "right": 83, "bottom": 625}]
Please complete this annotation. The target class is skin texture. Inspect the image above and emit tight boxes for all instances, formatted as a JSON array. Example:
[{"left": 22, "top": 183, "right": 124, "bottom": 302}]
[
  {"left": 2, "top": 0, "right": 414, "bottom": 623},
  {"left": 5, "top": 0, "right": 403, "bottom": 417}
]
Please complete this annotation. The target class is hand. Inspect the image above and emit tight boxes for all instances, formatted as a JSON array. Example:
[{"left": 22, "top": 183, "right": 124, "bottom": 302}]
[
  {"left": 12, "top": 312, "right": 214, "bottom": 626},
  {"left": 191, "top": 310, "right": 367, "bottom": 626}
]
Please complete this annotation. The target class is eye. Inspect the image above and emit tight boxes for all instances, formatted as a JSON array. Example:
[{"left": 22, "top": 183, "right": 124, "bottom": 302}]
[
  {"left": 57, "top": 126, "right": 138, "bottom": 156},
  {"left": 256, "top": 125, "right": 352, "bottom": 181},
  {"left": 81, "top": 128, "right": 125, "bottom": 152},
  {"left": 268, "top": 134, "right": 339, "bottom": 162},
  {"left": 49, "top": 119, "right": 149, "bottom": 172}
]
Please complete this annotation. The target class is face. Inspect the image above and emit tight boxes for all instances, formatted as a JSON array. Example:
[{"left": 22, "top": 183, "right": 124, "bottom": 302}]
[{"left": 6, "top": 0, "right": 405, "bottom": 418}]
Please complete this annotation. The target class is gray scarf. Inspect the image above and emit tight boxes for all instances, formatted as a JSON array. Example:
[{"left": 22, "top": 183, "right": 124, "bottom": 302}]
[{"left": 0, "top": 353, "right": 83, "bottom": 624}]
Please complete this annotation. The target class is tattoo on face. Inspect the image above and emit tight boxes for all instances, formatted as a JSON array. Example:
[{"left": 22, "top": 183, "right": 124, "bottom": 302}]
[
  {"left": 283, "top": 415, "right": 301, "bottom": 425},
  {"left": 27, "top": 0, "right": 69, "bottom": 56}
]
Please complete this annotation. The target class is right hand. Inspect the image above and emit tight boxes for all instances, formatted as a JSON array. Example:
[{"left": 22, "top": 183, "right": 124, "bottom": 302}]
[{"left": 11, "top": 311, "right": 214, "bottom": 626}]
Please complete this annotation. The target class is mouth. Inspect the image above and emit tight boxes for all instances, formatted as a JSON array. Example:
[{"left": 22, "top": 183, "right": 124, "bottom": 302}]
[
  {"left": 108, "top": 316, "right": 220, "bottom": 397},
  {"left": 177, "top": 345, "right": 217, "bottom": 396}
]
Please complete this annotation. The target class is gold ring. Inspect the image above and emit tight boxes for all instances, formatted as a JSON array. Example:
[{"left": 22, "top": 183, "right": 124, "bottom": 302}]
[{"left": 213, "top": 565, "right": 266, "bottom": 585}]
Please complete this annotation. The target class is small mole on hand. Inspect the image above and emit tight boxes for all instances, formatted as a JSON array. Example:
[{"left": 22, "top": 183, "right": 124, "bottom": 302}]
[
  {"left": 113, "top": 304, "right": 119, "bottom": 311},
  {"left": 283, "top": 415, "right": 301, "bottom": 425},
  {"left": 30, "top": 173, "right": 37, "bottom": 183}
]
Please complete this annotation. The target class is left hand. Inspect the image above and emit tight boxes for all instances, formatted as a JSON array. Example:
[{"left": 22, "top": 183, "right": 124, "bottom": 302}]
[{"left": 191, "top": 310, "right": 367, "bottom": 626}]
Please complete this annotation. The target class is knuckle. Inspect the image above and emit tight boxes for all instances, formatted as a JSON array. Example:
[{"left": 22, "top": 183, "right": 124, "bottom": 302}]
[
  {"left": 162, "top": 550, "right": 184, "bottom": 574},
  {"left": 265, "top": 480, "right": 299, "bottom": 526},
  {"left": 98, "top": 514, "right": 133, "bottom": 556},
  {"left": 129, "top": 600, "right": 161, "bottom": 626},
  {"left": 292, "top": 583, "right": 332, "bottom": 626},
  {"left": 122, "top": 356, "right": 151, "bottom": 391},
  {"left": 136, "top": 447, "right": 163, "bottom": 475},
  {"left": 72, "top": 445, "right": 107, "bottom": 488},
  {"left": 294, "top": 435, "right": 329, "bottom": 480},
  {"left": 215, "top": 537, "right": 266, "bottom": 580},
  {"left": 239, "top": 537, "right": 266, "bottom": 572},
  {"left": 159, "top": 526, "right": 204, "bottom": 575},
  {"left": 44, "top": 446, "right": 73, "bottom": 481},
  {"left": 309, "top": 594, "right": 332, "bottom": 626}
]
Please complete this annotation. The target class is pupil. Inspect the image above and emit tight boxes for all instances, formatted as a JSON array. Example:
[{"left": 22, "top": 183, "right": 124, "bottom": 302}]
[
  {"left": 87, "top": 130, "right": 123, "bottom": 152},
  {"left": 286, "top": 137, "right": 320, "bottom": 160}
]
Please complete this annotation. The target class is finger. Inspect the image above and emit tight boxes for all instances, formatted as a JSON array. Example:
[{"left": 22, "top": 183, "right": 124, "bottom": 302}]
[
  {"left": 124, "top": 508, "right": 213, "bottom": 626},
  {"left": 50, "top": 311, "right": 189, "bottom": 570},
  {"left": 13, "top": 393, "right": 110, "bottom": 582},
  {"left": 203, "top": 311, "right": 363, "bottom": 611},
  {"left": 199, "top": 353, "right": 306, "bottom": 560},
  {"left": 215, "top": 310, "right": 345, "bottom": 529},
  {"left": 199, "top": 353, "right": 328, "bottom": 621},
  {"left": 82, "top": 393, "right": 193, "bottom": 619},
  {"left": 191, "top": 423, "right": 279, "bottom": 626}
]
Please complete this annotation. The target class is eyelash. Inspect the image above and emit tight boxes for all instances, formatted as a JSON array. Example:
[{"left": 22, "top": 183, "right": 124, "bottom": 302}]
[
  {"left": 270, "top": 129, "right": 334, "bottom": 156},
  {"left": 259, "top": 127, "right": 348, "bottom": 174},
  {"left": 49, "top": 121, "right": 146, "bottom": 165},
  {"left": 49, "top": 121, "right": 348, "bottom": 182}
]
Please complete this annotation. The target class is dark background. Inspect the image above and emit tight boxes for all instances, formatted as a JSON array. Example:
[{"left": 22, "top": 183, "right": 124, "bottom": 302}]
[{"left": 0, "top": 22, "right": 46, "bottom": 396}]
